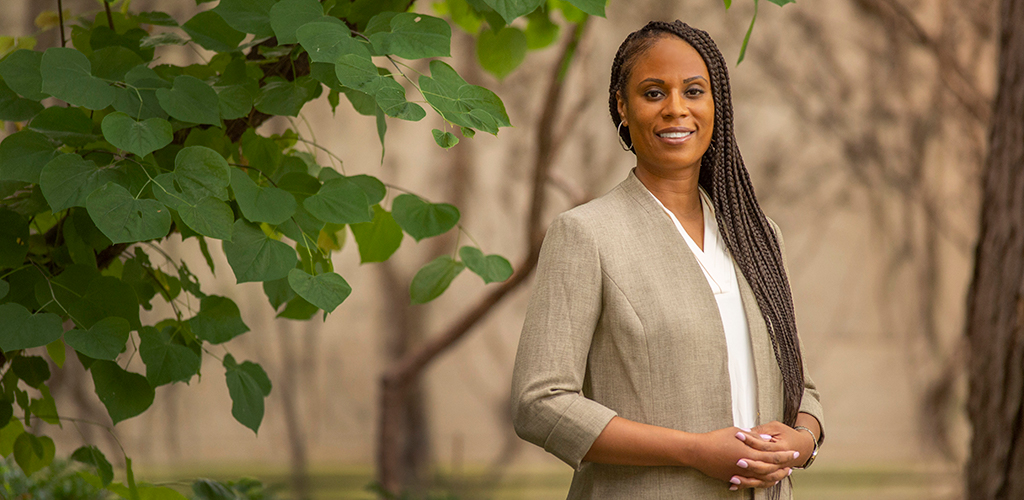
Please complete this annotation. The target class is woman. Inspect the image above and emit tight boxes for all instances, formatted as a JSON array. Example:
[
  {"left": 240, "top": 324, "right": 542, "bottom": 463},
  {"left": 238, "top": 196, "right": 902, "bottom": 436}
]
[{"left": 511, "top": 21, "right": 824, "bottom": 499}]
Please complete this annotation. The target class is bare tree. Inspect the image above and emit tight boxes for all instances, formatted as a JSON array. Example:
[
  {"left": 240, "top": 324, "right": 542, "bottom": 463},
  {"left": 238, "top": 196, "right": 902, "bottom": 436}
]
[{"left": 964, "top": 0, "right": 1024, "bottom": 497}]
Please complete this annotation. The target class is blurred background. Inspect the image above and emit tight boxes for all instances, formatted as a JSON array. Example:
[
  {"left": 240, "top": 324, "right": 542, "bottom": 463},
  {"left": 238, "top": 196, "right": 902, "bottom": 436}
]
[{"left": 2, "top": 0, "right": 997, "bottom": 498}]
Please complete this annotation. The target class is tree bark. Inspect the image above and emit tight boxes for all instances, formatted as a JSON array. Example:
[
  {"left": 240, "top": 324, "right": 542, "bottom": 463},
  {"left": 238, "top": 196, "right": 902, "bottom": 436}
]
[{"left": 965, "top": 0, "right": 1024, "bottom": 497}]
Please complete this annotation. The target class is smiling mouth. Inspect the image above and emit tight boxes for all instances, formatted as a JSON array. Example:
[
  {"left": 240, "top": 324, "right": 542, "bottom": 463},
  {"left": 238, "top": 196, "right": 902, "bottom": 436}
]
[{"left": 657, "top": 131, "right": 693, "bottom": 139}]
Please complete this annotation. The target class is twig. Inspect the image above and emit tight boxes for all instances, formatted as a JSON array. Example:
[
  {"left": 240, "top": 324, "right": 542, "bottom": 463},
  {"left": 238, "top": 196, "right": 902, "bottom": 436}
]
[{"left": 57, "top": 0, "right": 66, "bottom": 47}]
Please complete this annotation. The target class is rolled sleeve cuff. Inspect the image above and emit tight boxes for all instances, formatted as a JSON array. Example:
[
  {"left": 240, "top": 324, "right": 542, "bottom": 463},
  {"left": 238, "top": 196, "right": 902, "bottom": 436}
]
[
  {"left": 799, "top": 390, "right": 825, "bottom": 446},
  {"left": 544, "top": 397, "right": 618, "bottom": 469}
]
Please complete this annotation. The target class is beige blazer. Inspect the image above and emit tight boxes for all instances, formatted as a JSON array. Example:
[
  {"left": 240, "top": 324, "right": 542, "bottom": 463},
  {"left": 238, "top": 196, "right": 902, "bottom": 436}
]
[{"left": 511, "top": 171, "right": 824, "bottom": 500}]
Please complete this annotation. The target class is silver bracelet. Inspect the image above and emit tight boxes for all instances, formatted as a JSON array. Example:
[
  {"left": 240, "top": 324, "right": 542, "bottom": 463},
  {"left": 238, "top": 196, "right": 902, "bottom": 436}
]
[{"left": 792, "top": 426, "right": 818, "bottom": 469}]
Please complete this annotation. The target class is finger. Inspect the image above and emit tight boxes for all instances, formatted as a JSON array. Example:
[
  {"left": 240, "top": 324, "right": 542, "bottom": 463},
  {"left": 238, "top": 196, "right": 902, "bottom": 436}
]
[
  {"left": 736, "top": 458, "right": 790, "bottom": 476},
  {"left": 753, "top": 448, "right": 800, "bottom": 465},
  {"left": 736, "top": 432, "right": 786, "bottom": 452},
  {"left": 729, "top": 468, "right": 792, "bottom": 490}
]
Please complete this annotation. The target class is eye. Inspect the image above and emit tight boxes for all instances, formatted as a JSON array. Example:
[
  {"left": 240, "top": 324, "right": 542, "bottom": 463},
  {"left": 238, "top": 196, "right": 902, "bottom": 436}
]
[
  {"left": 644, "top": 88, "right": 665, "bottom": 99},
  {"left": 685, "top": 87, "right": 706, "bottom": 97}
]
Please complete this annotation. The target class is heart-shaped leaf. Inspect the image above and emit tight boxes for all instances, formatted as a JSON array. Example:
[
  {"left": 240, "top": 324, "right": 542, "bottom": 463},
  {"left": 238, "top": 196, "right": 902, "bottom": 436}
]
[
  {"left": 230, "top": 168, "right": 296, "bottom": 225},
  {"left": 0, "top": 302, "right": 64, "bottom": 351},
  {"left": 39, "top": 47, "right": 114, "bottom": 110},
  {"left": 476, "top": 26, "right": 527, "bottom": 79},
  {"left": 222, "top": 219, "right": 298, "bottom": 283},
  {"left": 459, "top": 246, "right": 513, "bottom": 284},
  {"left": 182, "top": 10, "right": 245, "bottom": 52},
  {"left": 188, "top": 295, "right": 249, "bottom": 344},
  {"left": 101, "top": 112, "right": 173, "bottom": 158},
  {"left": 287, "top": 268, "right": 352, "bottom": 313},
  {"left": 71, "top": 445, "right": 114, "bottom": 486},
  {"left": 303, "top": 176, "right": 372, "bottom": 225},
  {"left": 431, "top": 129, "right": 459, "bottom": 149},
  {"left": 139, "top": 326, "right": 201, "bottom": 387},
  {"left": 156, "top": 76, "right": 221, "bottom": 126},
  {"left": 365, "top": 12, "right": 451, "bottom": 59},
  {"left": 90, "top": 360, "right": 155, "bottom": 425},
  {"left": 350, "top": 205, "right": 403, "bottom": 263},
  {"left": 40, "top": 153, "right": 127, "bottom": 213},
  {"left": 420, "top": 61, "right": 511, "bottom": 134},
  {"left": 270, "top": 0, "right": 326, "bottom": 45},
  {"left": 86, "top": 182, "right": 172, "bottom": 244},
  {"left": 13, "top": 432, "right": 55, "bottom": 476},
  {"left": 391, "top": 193, "right": 460, "bottom": 241},
  {"left": 64, "top": 316, "right": 131, "bottom": 360},
  {"left": 223, "top": 354, "right": 271, "bottom": 434},
  {"left": 409, "top": 255, "right": 465, "bottom": 304}
]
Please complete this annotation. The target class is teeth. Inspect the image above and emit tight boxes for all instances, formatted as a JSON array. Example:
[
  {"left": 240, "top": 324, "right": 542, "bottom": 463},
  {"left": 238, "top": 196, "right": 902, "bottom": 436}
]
[{"left": 659, "top": 131, "right": 692, "bottom": 138}]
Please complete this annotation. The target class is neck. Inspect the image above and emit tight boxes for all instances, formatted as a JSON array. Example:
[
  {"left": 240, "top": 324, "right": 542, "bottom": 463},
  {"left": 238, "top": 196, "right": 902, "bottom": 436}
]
[{"left": 634, "top": 164, "right": 702, "bottom": 220}]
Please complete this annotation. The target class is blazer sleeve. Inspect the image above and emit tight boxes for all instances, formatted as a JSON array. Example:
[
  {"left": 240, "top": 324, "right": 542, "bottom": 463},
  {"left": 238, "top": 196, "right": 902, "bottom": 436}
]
[
  {"left": 767, "top": 216, "right": 826, "bottom": 445},
  {"left": 511, "top": 212, "right": 618, "bottom": 469}
]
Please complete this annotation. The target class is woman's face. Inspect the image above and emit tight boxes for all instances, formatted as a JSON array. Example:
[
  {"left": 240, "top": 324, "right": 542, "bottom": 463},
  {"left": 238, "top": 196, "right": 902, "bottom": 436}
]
[{"left": 617, "top": 35, "right": 714, "bottom": 177}]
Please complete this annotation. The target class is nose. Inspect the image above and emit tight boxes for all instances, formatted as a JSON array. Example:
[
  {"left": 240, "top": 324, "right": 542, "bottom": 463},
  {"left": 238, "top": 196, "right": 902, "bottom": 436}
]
[{"left": 662, "top": 91, "right": 688, "bottom": 118}]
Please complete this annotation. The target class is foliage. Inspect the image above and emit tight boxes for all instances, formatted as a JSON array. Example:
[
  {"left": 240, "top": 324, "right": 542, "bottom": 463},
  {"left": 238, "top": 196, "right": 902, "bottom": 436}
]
[{"left": 0, "top": 0, "right": 602, "bottom": 493}]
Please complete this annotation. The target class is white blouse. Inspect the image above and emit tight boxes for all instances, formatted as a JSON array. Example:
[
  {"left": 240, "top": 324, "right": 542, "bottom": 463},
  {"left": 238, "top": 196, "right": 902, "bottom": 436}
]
[{"left": 647, "top": 186, "right": 758, "bottom": 429}]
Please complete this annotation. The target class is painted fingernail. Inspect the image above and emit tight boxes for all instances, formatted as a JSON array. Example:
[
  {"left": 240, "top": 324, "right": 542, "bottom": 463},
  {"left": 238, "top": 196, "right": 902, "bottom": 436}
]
[
  {"left": 774, "top": 481, "right": 779, "bottom": 486},
  {"left": 731, "top": 476, "right": 741, "bottom": 484},
  {"left": 741, "top": 427, "right": 752, "bottom": 432},
  {"left": 730, "top": 485, "right": 739, "bottom": 491},
  {"left": 736, "top": 432, "right": 747, "bottom": 441},
  {"left": 793, "top": 451, "right": 800, "bottom": 459},
  {"left": 737, "top": 459, "right": 749, "bottom": 468},
  {"left": 788, "top": 468, "right": 793, "bottom": 476},
  {"left": 760, "top": 434, "right": 772, "bottom": 440}
]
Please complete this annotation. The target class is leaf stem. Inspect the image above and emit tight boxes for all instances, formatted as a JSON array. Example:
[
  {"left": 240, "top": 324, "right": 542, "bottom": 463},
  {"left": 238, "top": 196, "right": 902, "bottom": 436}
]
[
  {"left": 290, "top": 138, "right": 346, "bottom": 175},
  {"left": 228, "top": 163, "right": 279, "bottom": 187},
  {"left": 57, "top": 0, "right": 67, "bottom": 48},
  {"left": 103, "top": 0, "right": 115, "bottom": 30}
]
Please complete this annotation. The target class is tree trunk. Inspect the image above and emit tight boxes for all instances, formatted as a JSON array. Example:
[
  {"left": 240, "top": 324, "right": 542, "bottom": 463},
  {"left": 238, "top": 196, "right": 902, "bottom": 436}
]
[{"left": 965, "top": 0, "right": 1024, "bottom": 497}]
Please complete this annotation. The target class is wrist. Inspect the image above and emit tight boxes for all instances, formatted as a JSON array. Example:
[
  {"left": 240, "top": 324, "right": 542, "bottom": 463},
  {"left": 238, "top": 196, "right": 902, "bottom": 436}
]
[
  {"left": 673, "top": 430, "right": 701, "bottom": 468},
  {"left": 792, "top": 426, "right": 818, "bottom": 469}
]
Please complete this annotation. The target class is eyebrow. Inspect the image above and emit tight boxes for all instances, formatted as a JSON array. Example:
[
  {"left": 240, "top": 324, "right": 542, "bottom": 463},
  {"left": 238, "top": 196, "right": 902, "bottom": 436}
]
[{"left": 639, "top": 76, "right": 709, "bottom": 85}]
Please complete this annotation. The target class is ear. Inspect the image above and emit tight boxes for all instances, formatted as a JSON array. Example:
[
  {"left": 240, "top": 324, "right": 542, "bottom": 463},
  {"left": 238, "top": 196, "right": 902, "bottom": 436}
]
[{"left": 616, "top": 91, "right": 627, "bottom": 127}]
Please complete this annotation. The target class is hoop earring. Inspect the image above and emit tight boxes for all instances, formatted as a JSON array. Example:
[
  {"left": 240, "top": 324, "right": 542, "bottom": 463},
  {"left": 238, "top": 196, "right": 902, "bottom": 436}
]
[{"left": 617, "top": 122, "right": 633, "bottom": 152}]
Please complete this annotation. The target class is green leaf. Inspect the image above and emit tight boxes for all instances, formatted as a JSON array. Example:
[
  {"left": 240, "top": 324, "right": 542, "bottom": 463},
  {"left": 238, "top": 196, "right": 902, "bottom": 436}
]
[
  {"left": 90, "top": 26, "right": 155, "bottom": 62},
  {"left": 0, "top": 279, "right": 8, "bottom": 300},
  {"left": 0, "top": 419, "right": 24, "bottom": 458},
  {"left": 287, "top": 268, "right": 351, "bottom": 312},
  {"left": 0, "top": 402, "right": 13, "bottom": 438},
  {"left": 113, "top": 66, "right": 171, "bottom": 121},
  {"left": 254, "top": 76, "right": 320, "bottom": 117},
  {"left": 476, "top": 26, "right": 527, "bottom": 80},
  {"left": 481, "top": 0, "right": 545, "bottom": 23},
  {"left": 141, "top": 32, "right": 189, "bottom": 48},
  {"left": 176, "top": 196, "right": 235, "bottom": 241},
  {"left": 40, "top": 154, "right": 126, "bottom": 213},
  {"left": 45, "top": 338, "right": 66, "bottom": 368},
  {"left": 276, "top": 295, "right": 318, "bottom": 319},
  {"left": 0, "top": 50, "right": 47, "bottom": 101},
  {"left": 182, "top": 11, "right": 245, "bottom": 52},
  {"left": 71, "top": 445, "right": 114, "bottom": 486},
  {"left": 0, "top": 78, "right": 42, "bottom": 121},
  {"left": 459, "top": 246, "right": 513, "bottom": 283},
  {"left": 0, "top": 303, "right": 63, "bottom": 351},
  {"left": 0, "top": 130, "right": 58, "bottom": 183},
  {"left": 767, "top": 0, "right": 794, "bottom": 5},
  {"left": 139, "top": 326, "right": 201, "bottom": 387},
  {"left": 431, "top": 129, "right": 459, "bottom": 149},
  {"left": 91, "top": 360, "right": 155, "bottom": 425},
  {"left": 213, "top": 0, "right": 278, "bottom": 38},
  {"left": 191, "top": 479, "right": 236, "bottom": 500},
  {"left": 737, "top": 0, "right": 758, "bottom": 64},
  {"left": 216, "top": 83, "right": 255, "bottom": 120},
  {"left": 334, "top": 55, "right": 425, "bottom": 120},
  {"left": 270, "top": 0, "right": 326, "bottom": 44},
  {"left": 156, "top": 76, "right": 222, "bottom": 126},
  {"left": 0, "top": 208, "right": 29, "bottom": 268},
  {"left": 13, "top": 432, "right": 54, "bottom": 476},
  {"left": 349, "top": 174, "right": 386, "bottom": 206},
  {"left": 350, "top": 204, "right": 403, "bottom": 263},
  {"left": 419, "top": 60, "right": 511, "bottom": 134},
  {"left": 366, "top": 12, "right": 452, "bottom": 59},
  {"left": 28, "top": 106, "right": 96, "bottom": 147},
  {"left": 66, "top": 275, "right": 142, "bottom": 331},
  {"left": 172, "top": 145, "right": 232, "bottom": 201},
  {"left": 188, "top": 295, "right": 249, "bottom": 344},
  {"left": 12, "top": 355, "right": 50, "bottom": 388},
  {"left": 223, "top": 354, "right": 271, "bottom": 434},
  {"left": 262, "top": 277, "right": 295, "bottom": 310},
  {"left": 409, "top": 255, "right": 465, "bottom": 304},
  {"left": 28, "top": 385, "right": 59, "bottom": 425},
  {"left": 296, "top": 22, "right": 372, "bottom": 64},
  {"left": 303, "top": 176, "right": 373, "bottom": 224},
  {"left": 86, "top": 182, "right": 172, "bottom": 244},
  {"left": 89, "top": 46, "right": 145, "bottom": 81},
  {"left": 230, "top": 168, "right": 296, "bottom": 225},
  {"left": 223, "top": 219, "right": 298, "bottom": 283},
  {"left": 562, "top": 0, "right": 605, "bottom": 17},
  {"left": 524, "top": 7, "right": 559, "bottom": 49},
  {"left": 391, "top": 193, "right": 460, "bottom": 241},
  {"left": 64, "top": 316, "right": 130, "bottom": 360},
  {"left": 101, "top": 112, "right": 173, "bottom": 158},
  {"left": 39, "top": 47, "right": 114, "bottom": 110}
]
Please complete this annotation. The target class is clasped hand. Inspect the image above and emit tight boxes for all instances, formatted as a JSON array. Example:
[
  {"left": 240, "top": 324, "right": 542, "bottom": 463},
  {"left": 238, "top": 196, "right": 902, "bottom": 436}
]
[{"left": 692, "top": 421, "right": 810, "bottom": 491}]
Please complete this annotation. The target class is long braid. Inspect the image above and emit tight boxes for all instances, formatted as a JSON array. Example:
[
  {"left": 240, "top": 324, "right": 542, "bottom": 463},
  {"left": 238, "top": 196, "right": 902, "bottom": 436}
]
[{"left": 609, "top": 22, "right": 805, "bottom": 431}]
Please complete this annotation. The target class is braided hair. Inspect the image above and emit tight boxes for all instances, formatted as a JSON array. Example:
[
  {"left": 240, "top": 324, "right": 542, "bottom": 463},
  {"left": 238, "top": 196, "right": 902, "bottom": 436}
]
[{"left": 609, "top": 21, "right": 805, "bottom": 429}]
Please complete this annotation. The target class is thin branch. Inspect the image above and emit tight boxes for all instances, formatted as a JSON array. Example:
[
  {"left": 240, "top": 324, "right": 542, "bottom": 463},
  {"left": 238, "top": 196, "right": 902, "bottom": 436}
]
[
  {"left": 57, "top": 0, "right": 66, "bottom": 48},
  {"left": 103, "top": 0, "right": 114, "bottom": 30}
]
